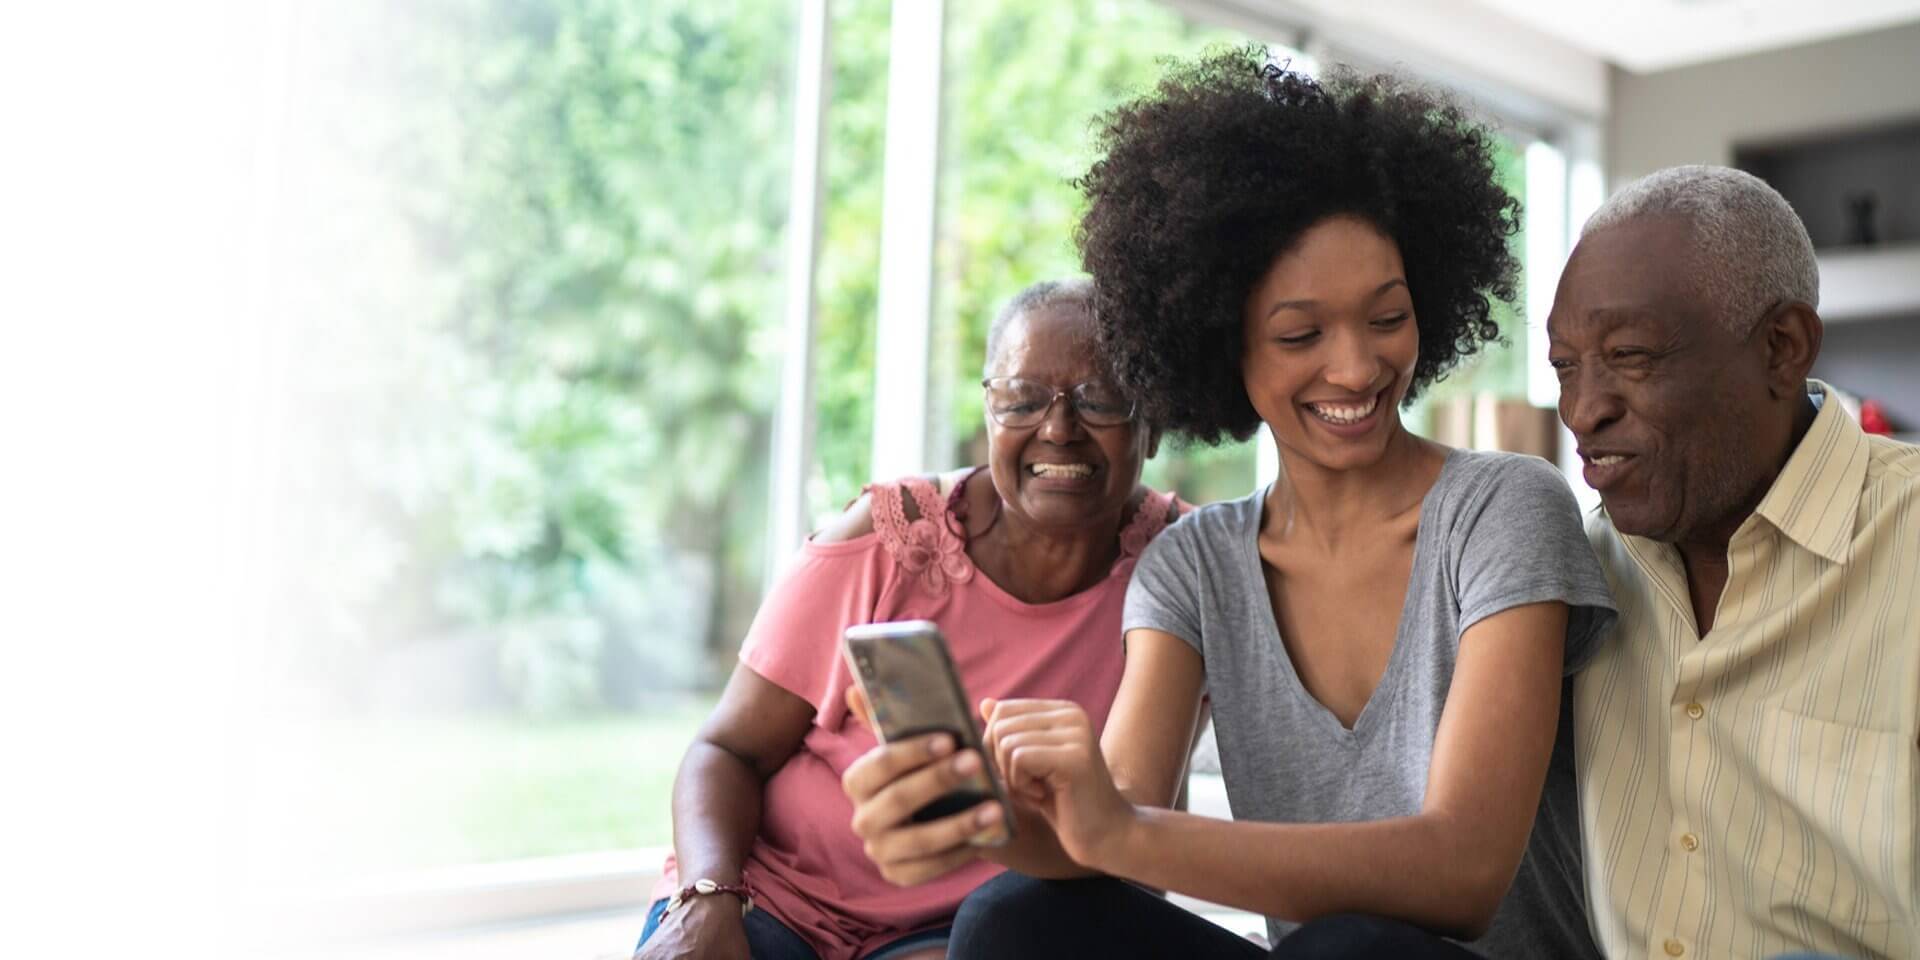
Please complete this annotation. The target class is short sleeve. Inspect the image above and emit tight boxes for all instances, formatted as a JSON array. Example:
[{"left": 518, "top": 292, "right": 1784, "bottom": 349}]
[
  {"left": 1123, "top": 517, "right": 1206, "bottom": 655},
  {"left": 1454, "top": 456, "right": 1618, "bottom": 674},
  {"left": 738, "top": 537, "right": 897, "bottom": 730}
]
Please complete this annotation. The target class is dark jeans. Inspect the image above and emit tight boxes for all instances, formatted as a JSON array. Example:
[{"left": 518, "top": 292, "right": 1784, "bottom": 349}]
[
  {"left": 948, "top": 873, "right": 1482, "bottom": 959},
  {"left": 636, "top": 898, "right": 950, "bottom": 960}
]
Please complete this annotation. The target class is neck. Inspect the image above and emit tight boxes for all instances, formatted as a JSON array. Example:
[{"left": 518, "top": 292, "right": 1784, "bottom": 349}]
[
  {"left": 1673, "top": 391, "right": 1819, "bottom": 568},
  {"left": 973, "top": 483, "right": 1132, "bottom": 604},
  {"left": 1265, "top": 427, "right": 1436, "bottom": 551}
]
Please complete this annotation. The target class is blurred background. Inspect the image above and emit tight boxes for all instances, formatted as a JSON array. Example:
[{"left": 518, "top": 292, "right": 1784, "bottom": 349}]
[
  {"left": 242, "top": 0, "right": 1542, "bottom": 894},
  {"left": 5, "top": 1, "right": 1916, "bottom": 957}
]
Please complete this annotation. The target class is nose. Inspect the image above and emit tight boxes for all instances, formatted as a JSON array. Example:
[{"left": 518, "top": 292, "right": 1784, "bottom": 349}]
[
  {"left": 1324, "top": 328, "right": 1382, "bottom": 394},
  {"left": 1559, "top": 365, "right": 1625, "bottom": 438},
  {"left": 1036, "top": 393, "right": 1086, "bottom": 443}
]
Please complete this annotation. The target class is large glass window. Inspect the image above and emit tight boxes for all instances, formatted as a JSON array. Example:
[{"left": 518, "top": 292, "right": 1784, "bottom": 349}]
[
  {"left": 931, "top": 0, "right": 1262, "bottom": 506},
  {"left": 251, "top": 0, "right": 803, "bottom": 878},
  {"left": 244, "top": 0, "right": 1547, "bottom": 888},
  {"left": 1407, "top": 136, "right": 1543, "bottom": 451},
  {"left": 806, "top": 0, "right": 894, "bottom": 523}
]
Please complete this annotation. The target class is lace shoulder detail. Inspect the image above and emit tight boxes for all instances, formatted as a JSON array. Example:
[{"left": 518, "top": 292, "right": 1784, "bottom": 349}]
[
  {"left": 867, "top": 480, "right": 913, "bottom": 550},
  {"left": 866, "top": 477, "right": 973, "bottom": 594},
  {"left": 1119, "top": 489, "right": 1179, "bottom": 560}
]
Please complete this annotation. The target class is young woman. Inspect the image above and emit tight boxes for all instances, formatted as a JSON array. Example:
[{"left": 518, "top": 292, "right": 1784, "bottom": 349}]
[{"left": 840, "top": 50, "right": 1615, "bottom": 958}]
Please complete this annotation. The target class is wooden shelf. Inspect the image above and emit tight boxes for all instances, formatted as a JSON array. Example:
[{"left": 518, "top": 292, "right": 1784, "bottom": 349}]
[{"left": 1819, "top": 245, "right": 1920, "bottom": 323}]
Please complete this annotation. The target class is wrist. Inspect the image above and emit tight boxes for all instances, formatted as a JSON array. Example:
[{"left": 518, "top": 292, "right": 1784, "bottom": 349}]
[
  {"left": 676, "top": 892, "right": 747, "bottom": 926},
  {"left": 1084, "top": 802, "right": 1149, "bottom": 874},
  {"left": 665, "top": 876, "right": 755, "bottom": 918}
]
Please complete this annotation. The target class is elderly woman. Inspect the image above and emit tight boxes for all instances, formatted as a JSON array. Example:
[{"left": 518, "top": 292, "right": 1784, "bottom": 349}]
[
  {"left": 843, "top": 51, "right": 1616, "bottom": 959},
  {"left": 633, "top": 278, "right": 1180, "bottom": 960}
]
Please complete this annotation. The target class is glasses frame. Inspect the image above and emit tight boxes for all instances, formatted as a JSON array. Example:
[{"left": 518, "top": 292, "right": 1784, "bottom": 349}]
[{"left": 980, "top": 376, "right": 1138, "bottom": 429}]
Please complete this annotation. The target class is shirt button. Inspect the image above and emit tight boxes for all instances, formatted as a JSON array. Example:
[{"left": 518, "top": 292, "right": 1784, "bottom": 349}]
[
  {"left": 1685, "top": 702, "right": 1705, "bottom": 720},
  {"left": 1664, "top": 938, "right": 1686, "bottom": 957},
  {"left": 1680, "top": 832, "right": 1700, "bottom": 852}
]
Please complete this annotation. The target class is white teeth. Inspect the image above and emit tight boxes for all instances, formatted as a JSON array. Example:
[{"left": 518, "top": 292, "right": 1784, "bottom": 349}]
[
  {"left": 1031, "top": 463, "right": 1093, "bottom": 478},
  {"left": 1306, "top": 394, "right": 1379, "bottom": 425},
  {"left": 1590, "top": 455, "right": 1626, "bottom": 466}
]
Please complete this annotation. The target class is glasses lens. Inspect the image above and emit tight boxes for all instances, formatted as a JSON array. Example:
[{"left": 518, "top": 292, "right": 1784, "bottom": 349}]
[
  {"left": 1072, "top": 382, "right": 1135, "bottom": 425},
  {"left": 985, "top": 378, "right": 1053, "bottom": 427}
]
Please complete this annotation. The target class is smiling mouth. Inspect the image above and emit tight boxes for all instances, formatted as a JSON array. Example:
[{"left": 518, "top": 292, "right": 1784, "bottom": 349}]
[
  {"left": 1580, "top": 449, "right": 1636, "bottom": 467},
  {"left": 1029, "top": 462, "right": 1094, "bottom": 479},
  {"left": 1579, "top": 450, "right": 1639, "bottom": 490},
  {"left": 1303, "top": 388, "right": 1384, "bottom": 426}
]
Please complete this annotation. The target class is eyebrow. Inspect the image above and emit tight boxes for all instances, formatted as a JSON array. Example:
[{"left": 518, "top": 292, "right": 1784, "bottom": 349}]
[
  {"left": 1263, "top": 278, "right": 1408, "bottom": 321},
  {"left": 1546, "top": 307, "right": 1673, "bottom": 346},
  {"left": 1587, "top": 305, "right": 1660, "bottom": 321}
]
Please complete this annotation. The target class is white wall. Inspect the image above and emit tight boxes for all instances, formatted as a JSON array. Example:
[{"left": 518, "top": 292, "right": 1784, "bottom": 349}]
[
  {"left": 1608, "top": 20, "right": 1920, "bottom": 184},
  {"left": 1608, "top": 20, "right": 1920, "bottom": 431},
  {"left": 1172, "top": 0, "right": 1609, "bottom": 132}
]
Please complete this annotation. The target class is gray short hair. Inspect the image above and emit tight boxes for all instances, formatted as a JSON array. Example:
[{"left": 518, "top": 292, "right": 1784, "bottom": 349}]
[
  {"left": 982, "top": 277, "right": 1096, "bottom": 376},
  {"left": 1581, "top": 165, "right": 1818, "bottom": 334}
]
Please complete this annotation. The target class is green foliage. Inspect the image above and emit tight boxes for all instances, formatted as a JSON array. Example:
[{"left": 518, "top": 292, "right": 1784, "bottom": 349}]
[
  {"left": 294, "top": 0, "right": 801, "bottom": 710},
  {"left": 247, "top": 705, "right": 714, "bottom": 872},
  {"left": 292, "top": 0, "right": 1521, "bottom": 716},
  {"left": 1406, "top": 139, "right": 1530, "bottom": 434},
  {"left": 809, "top": 0, "right": 1297, "bottom": 513}
]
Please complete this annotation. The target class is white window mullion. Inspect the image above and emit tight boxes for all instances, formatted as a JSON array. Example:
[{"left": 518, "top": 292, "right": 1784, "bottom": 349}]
[
  {"left": 766, "top": 0, "right": 833, "bottom": 576},
  {"left": 869, "top": 0, "right": 946, "bottom": 483}
]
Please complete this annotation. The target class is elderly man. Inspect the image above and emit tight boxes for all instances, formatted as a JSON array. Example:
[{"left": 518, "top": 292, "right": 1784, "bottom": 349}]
[{"left": 1548, "top": 165, "right": 1917, "bottom": 960}]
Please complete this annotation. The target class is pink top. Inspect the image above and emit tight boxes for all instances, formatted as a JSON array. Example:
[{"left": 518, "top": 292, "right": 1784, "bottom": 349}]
[{"left": 655, "top": 472, "right": 1177, "bottom": 960}]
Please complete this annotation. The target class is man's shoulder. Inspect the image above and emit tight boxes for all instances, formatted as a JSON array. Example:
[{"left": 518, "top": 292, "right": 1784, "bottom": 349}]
[
  {"left": 1863, "top": 433, "right": 1920, "bottom": 487},
  {"left": 1857, "top": 435, "right": 1920, "bottom": 545}
]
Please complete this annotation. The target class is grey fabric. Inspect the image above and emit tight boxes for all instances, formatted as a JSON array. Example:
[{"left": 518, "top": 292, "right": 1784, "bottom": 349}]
[{"left": 1125, "top": 449, "right": 1616, "bottom": 958}]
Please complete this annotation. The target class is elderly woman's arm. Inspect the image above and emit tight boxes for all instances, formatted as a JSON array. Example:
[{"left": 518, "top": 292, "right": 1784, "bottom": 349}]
[
  {"left": 638, "top": 666, "right": 813, "bottom": 959},
  {"left": 641, "top": 499, "right": 882, "bottom": 959}
]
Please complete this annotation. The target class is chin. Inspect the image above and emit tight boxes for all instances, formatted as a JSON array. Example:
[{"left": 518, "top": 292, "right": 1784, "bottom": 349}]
[
  {"left": 1306, "top": 436, "right": 1395, "bottom": 473},
  {"left": 1598, "top": 499, "right": 1672, "bottom": 541}
]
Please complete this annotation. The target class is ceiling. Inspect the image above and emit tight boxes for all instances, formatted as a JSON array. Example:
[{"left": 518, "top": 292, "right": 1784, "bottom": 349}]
[{"left": 1464, "top": 0, "right": 1920, "bottom": 72}]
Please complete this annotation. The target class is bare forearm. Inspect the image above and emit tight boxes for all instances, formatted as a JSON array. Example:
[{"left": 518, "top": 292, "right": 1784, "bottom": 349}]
[
  {"left": 669, "top": 741, "right": 766, "bottom": 883},
  {"left": 1091, "top": 807, "right": 1510, "bottom": 940}
]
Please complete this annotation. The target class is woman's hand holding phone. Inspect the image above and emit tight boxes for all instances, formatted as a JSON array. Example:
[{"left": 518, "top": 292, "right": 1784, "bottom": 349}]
[
  {"left": 841, "top": 687, "right": 1009, "bottom": 886},
  {"left": 979, "top": 697, "right": 1136, "bottom": 870}
]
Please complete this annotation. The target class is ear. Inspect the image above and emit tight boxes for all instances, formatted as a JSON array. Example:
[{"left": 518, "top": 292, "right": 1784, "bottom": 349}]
[{"left": 1761, "top": 301, "right": 1822, "bottom": 399}]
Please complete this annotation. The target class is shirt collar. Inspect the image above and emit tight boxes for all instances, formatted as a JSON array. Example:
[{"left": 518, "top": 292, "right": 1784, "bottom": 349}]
[{"left": 1748, "top": 379, "right": 1869, "bottom": 564}]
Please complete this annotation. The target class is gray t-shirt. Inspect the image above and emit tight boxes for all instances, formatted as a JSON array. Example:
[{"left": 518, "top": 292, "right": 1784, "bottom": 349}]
[{"left": 1126, "top": 450, "right": 1616, "bottom": 958}]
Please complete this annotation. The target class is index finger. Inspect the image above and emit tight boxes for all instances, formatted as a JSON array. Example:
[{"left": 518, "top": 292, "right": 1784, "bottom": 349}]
[
  {"left": 841, "top": 732, "right": 957, "bottom": 802},
  {"left": 981, "top": 698, "right": 1070, "bottom": 744}
]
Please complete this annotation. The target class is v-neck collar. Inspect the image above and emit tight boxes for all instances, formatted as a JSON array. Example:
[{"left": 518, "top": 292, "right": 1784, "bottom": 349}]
[{"left": 1242, "top": 449, "right": 1460, "bottom": 741}]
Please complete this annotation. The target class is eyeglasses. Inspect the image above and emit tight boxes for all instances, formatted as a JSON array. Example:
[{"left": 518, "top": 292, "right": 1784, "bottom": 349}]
[{"left": 981, "top": 376, "right": 1137, "bottom": 428}]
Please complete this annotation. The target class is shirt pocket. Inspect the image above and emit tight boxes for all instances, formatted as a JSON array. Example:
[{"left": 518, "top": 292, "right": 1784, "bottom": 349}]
[{"left": 1747, "top": 709, "right": 1906, "bottom": 937}]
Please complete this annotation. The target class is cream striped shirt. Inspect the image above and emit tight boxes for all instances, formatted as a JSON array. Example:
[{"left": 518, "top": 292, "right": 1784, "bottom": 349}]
[{"left": 1575, "top": 384, "right": 1919, "bottom": 960}]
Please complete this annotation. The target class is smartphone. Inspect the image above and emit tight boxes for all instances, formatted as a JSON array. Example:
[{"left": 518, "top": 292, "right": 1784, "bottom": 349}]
[{"left": 843, "top": 620, "right": 1013, "bottom": 842}]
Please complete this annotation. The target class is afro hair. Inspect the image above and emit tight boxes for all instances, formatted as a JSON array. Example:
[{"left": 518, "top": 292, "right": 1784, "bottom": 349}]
[{"left": 1076, "top": 46, "right": 1522, "bottom": 445}]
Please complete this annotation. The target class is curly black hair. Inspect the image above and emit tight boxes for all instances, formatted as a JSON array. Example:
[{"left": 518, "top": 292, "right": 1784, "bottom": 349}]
[{"left": 1076, "top": 46, "right": 1522, "bottom": 445}]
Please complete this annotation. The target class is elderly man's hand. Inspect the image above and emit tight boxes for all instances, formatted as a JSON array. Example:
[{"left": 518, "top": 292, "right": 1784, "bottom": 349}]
[{"left": 840, "top": 689, "right": 1007, "bottom": 886}]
